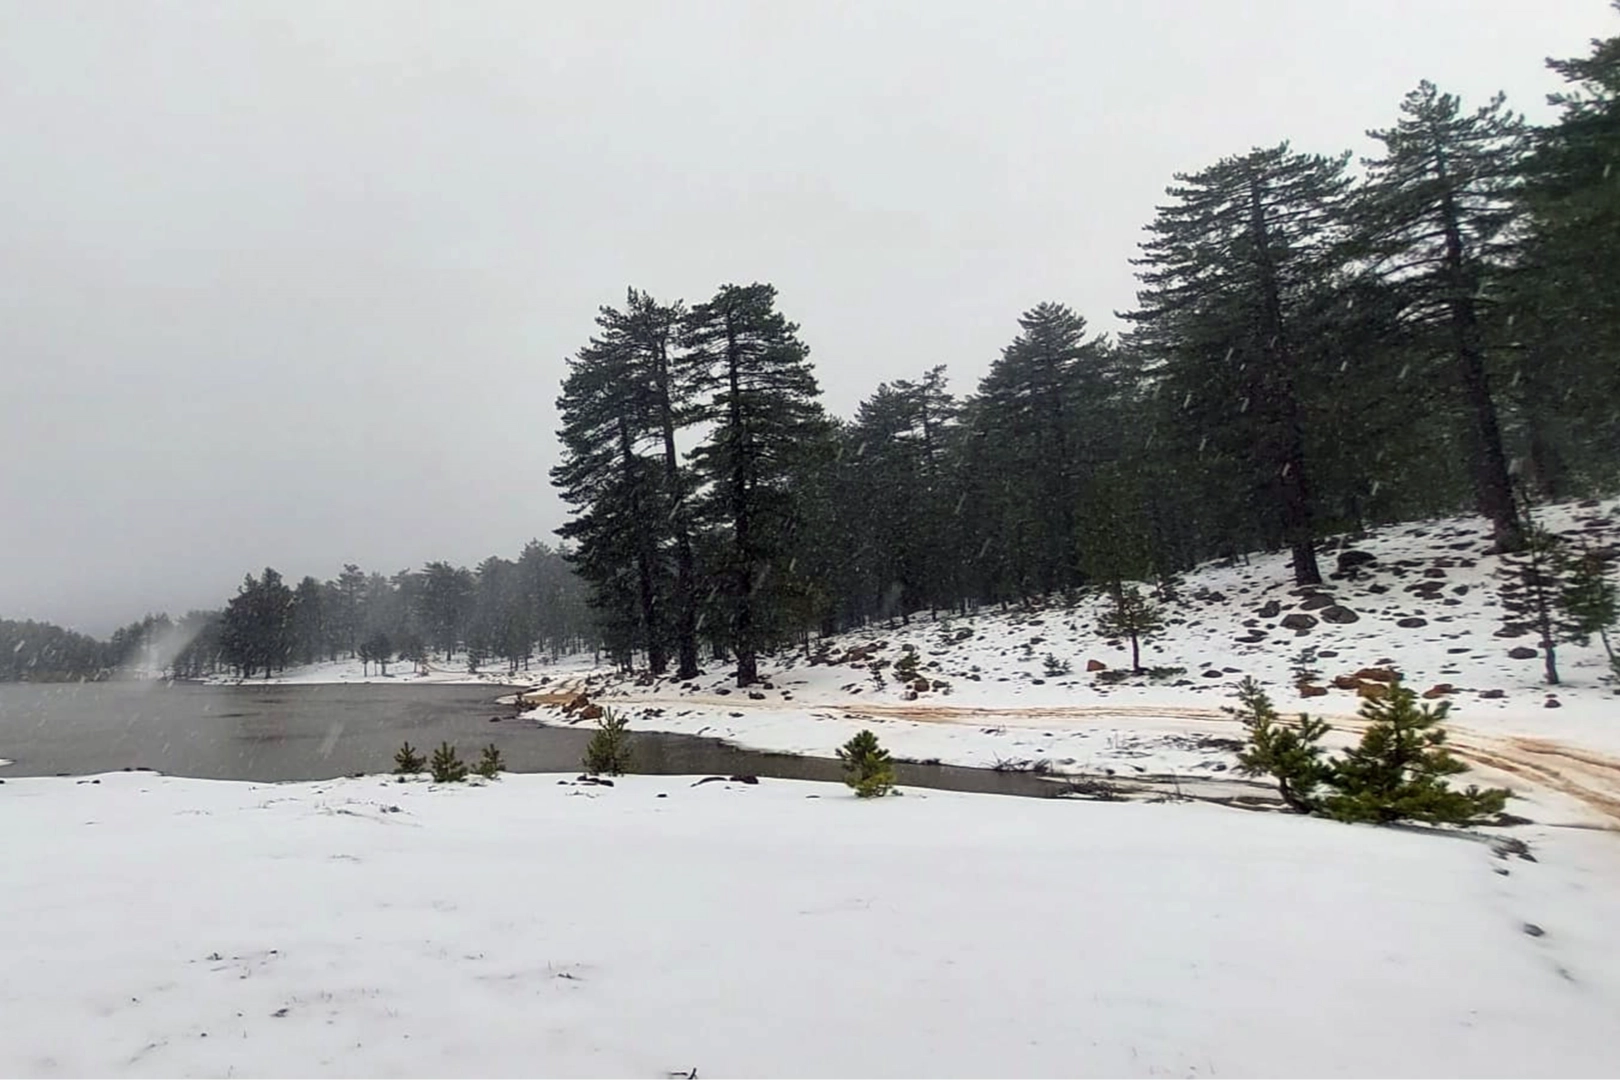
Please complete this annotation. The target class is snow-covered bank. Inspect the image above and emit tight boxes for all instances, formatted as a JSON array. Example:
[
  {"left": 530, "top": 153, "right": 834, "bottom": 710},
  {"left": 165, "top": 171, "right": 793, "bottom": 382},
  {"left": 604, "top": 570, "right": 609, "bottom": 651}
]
[
  {"left": 204, "top": 653, "right": 600, "bottom": 688},
  {"left": 529, "top": 500, "right": 1620, "bottom": 826},
  {"left": 3, "top": 771, "right": 1619, "bottom": 1078}
]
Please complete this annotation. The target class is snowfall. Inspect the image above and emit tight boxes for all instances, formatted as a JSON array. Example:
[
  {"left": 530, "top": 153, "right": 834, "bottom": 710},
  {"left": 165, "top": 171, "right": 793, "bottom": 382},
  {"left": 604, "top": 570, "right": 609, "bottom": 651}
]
[{"left": 5, "top": 501, "right": 1620, "bottom": 1077}]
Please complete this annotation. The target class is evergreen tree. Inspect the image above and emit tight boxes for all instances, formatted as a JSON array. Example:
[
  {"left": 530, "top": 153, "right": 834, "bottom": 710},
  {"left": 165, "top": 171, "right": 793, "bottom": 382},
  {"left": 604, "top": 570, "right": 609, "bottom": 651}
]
[
  {"left": 290, "top": 575, "right": 325, "bottom": 666},
  {"left": 1128, "top": 143, "right": 1353, "bottom": 586},
  {"left": 1230, "top": 677, "right": 1333, "bottom": 813},
  {"left": 836, "top": 729, "right": 897, "bottom": 798},
  {"left": 683, "top": 283, "right": 830, "bottom": 686},
  {"left": 1355, "top": 81, "right": 1529, "bottom": 549},
  {"left": 1096, "top": 584, "right": 1164, "bottom": 673},
  {"left": 220, "top": 568, "right": 294, "bottom": 679}
]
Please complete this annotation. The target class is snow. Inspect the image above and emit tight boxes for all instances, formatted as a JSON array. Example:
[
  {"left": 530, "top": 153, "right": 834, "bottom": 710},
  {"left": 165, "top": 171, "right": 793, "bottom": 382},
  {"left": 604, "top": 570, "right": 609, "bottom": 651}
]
[
  {"left": 205, "top": 653, "right": 599, "bottom": 688},
  {"left": 4, "top": 770, "right": 1619, "bottom": 1078},
  {"left": 528, "top": 500, "right": 1620, "bottom": 828}
]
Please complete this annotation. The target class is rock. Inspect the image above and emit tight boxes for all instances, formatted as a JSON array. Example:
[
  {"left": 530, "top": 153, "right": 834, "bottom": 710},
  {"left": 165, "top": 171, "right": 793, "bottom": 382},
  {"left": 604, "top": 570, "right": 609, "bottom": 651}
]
[
  {"left": 903, "top": 690, "right": 918, "bottom": 701},
  {"left": 1523, "top": 923, "right": 1546, "bottom": 938},
  {"left": 911, "top": 677, "right": 931, "bottom": 693},
  {"left": 634, "top": 671, "right": 655, "bottom": 687},
  {"left": 931, "top": 679, "right": 950, "bottom": 691},
  {"left": 1298, "top": 593, "right": 1336, "bottom": 611},
  {"left": 1357, "top": 682, "right": 1390, "bottom": 700},
  {"left": 1319, "top": 605, "right": 1359, "bottom": 624},
  {"left": 1545, "top": 696, "right": 1562, "bottom": 709},
  {"left": 729, "top": 775, "right": 760, "bottom": 785},
  {"left": 1258, "top": 600, "right": 1283, "bottom": 618},
  {"left": 1354, "top": 667, "right": 1400, "bottom": 683},
  {"left": 1423, "top": 567, "right": 1448, "bottom": 578},
  {"left": 1422, "top": 683, "right": 1455, "bottom": 699},
  {"left": 1202, "top": 669, "right": 1223, "bottom": 678},
  {"left": 1336, "top": 550, "right": 1377, "bottom": 573},
  {"left": 747, "top": 691, "right": 766, "bottom": 700},
  {"left": 561, "top": 693, "right": 590, "bottom": 714},
  {"left": 1332, "top": 675, "right": 1362, "bottom": 691},
  {"left": 1481, "top": 688, "right": 1506, "bottom": 700},
  {"left": 1397, "top": 616, "right": 1428, "bottom": 628},
  {"left": 1280, "top": 613, "right": 1318, "bottom": 631},
  {"left": 1508, "top": 646, "right": 1539, "bottom": 660},
  {"left": 579, "top": 703, "right": 604, "bottom": 721},
  {"left": 714, "top": 686, "right": 731, "bottom": 695},
  {"left": 1366, "top": 583, "right": 1389, "bottom": 594},
  {"left": 1495, "top": 624, "right": 1533, "bottom": 638},
  {"left": 1298, "top": 684, "right": 1329, "bottom": 698},
  {"left": 1086, "top": 659, "right": 1107, "bottom": 672}
]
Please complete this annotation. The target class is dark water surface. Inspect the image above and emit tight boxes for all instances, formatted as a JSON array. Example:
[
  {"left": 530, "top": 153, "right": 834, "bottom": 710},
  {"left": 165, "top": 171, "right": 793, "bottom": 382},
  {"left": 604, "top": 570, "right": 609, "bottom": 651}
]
[{"left": 0, "top": 681, "right": 1065, "bottom": 797}]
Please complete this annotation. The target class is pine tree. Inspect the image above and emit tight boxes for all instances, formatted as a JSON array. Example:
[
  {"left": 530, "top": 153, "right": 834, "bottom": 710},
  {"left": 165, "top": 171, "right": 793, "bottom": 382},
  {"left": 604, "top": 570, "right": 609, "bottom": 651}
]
[
  {"left": 429, "top": 741, "right": 468, "bottom": 783},
  {"left": 394, "top": 741, "right": 426, "bottom": 775},
  {"left": 1230, "top": 677, "right": 1332, "bottom": 813},
  {"left": 1323, "top": 684, "right": 1509, "bottom": 826},
  {"left": 1561, "top": 544, "right": 1618, "bottom": 666},
  {"left": 1096, "top": 584, "right": 1164, "bottom": 673},
  {"left": 582, "top": 708, "right": 634, "bottom": 775},
  {"left": 290, "top": 576, "right": 325, "bottom": 666},
  {"left": 1355, "top": 81, "right": 1528, "bottom": 549},
  {"left": 1499, "top": 515, "right": 1584, "bottom": 685},
  {"left": 836, "top": 729, "right": 896, "bottom": 798},
  {"left": 1127, "top": 144, "right": 1353, "bottom": 585},
  {"left": 683, "top": 283, "right": 829, "bottom": 686},
  {"left": 475, "top": 743, "right": 505, "bottom": 780}
]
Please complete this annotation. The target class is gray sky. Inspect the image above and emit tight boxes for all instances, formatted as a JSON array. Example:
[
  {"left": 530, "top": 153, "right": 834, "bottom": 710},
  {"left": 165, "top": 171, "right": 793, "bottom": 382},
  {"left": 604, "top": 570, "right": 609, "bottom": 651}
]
[{"left": 1, "top": 0, "right": 1609, "bottom": 633}]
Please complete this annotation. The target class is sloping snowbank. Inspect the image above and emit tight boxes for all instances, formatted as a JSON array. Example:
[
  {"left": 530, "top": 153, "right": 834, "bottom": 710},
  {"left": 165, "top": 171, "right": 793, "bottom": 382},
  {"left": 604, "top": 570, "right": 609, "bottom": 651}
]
[{"left": 3, "top": 771, "right": 1618, "bottom": 1077}]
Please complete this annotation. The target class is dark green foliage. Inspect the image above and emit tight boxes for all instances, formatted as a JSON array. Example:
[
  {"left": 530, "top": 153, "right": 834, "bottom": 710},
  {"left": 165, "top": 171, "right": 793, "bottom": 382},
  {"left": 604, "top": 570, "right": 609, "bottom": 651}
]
[
  {"left": 1233, "top": 678, "right": 1510, "bottom": 826},
  {"left": 836, "top": 729, "right": 896, "bottom": 798},
  {"left": 893, "top": 646, "right": 921, "bottom": 682},
  {"left": 1323, "top": 685, "right": 1509, "bottom": 826},
  {"left": 1043, "top": 653, "right": 1073, "bottom": 678},
  {"left": 1096, "top": 585, "right": 1164, "bottom": 673},
  {"left": 1561, "top": 545, "right": 1618, "bottom": 663},
  {"left": 1499, "top": 523, "right": 1583, "bottom": 685},
  {"left": 1230, "top": 678, "right": 1334, "bottom": 813},
  {"left": 582, "top": 708, "right": 634, "bottom": 776},
  {"left": 394, "top": 741, "right": 427, "bottom": 775},
  {"left": 220, "top": 568, "right": 295, "bottom": 679},
  {"left": 430, "top": 741, "right": 468, "bottom": 784},
  {"left": 475, "top": 743, "right": 505, "bottom": 780}
]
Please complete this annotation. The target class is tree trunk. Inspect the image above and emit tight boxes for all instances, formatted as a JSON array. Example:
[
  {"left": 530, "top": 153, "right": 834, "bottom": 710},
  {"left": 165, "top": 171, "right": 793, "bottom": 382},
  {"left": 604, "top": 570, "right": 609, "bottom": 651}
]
[
  {"left": 1130, "top": 631, "right": 1141, "bottom": 673},
  {"left": 1436, "top": 153, "right": 1521, "bottom": 550},
  {"left": 618, "top": 416, "right": 667, "bottom": 675},
  {"left": 724, "top": 313, "right": 758, "bottom": 687},
  {"left": 653, "top": 334, "right": 701, "bottom": 680}
]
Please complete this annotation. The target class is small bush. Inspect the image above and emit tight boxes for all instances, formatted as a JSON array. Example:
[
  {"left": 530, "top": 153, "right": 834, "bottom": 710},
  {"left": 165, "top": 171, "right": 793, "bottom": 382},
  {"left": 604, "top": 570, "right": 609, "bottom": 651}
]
[
  {"left": 1230, "top": 678, "right": 1332, "bottom": 814},
  {"left": 1043, "top": 653, "right": 1073, "bottom": 677},
  {"left": 1146, "top": 665, "right": 1186, "bottom": 680},
  {"left": 582, "top": 708, "right": 634, "bottom": 776},
  {"left": 893, "top": 646, "right": 921, "bottom": 682},
  {"left": 430, "top": 741, "right": 468, "bottom": 783},
  {"left": 475, "top": 743, "right": 505, "bottom": 780},
  {"left": 836, "top": 729, "right": 896, "bottom": 798},
  {"left": 393, "top": 740, "right": 426, "bottom": 775}
]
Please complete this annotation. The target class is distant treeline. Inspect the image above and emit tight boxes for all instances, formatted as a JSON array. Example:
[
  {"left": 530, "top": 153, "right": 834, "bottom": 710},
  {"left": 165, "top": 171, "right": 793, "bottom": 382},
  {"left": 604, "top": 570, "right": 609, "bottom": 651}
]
[
  {"left": 553, "top": 20, "right": 1620, "bottom": 685},
  {"left": 0, "top": 541, "right": 593, "bottom": 682}
]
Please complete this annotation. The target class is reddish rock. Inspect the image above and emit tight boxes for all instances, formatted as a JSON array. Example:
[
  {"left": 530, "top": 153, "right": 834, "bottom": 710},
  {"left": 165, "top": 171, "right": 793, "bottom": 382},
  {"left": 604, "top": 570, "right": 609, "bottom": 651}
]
[
  {"left": 1298, "top": 684, "right": 1329, "bottom": 698},
  {"left": 1087, "top": 659, "right": 1107, "bottom": 672},
  {"left": 1357, "top": 682, "right": 1390, "bottom": 700},
  {"left": 1353, "top": 667, "right": 1400, "bottom": 683},
  {"left": 1422, "top": 683, "right": 1455, "bottom": 700}
]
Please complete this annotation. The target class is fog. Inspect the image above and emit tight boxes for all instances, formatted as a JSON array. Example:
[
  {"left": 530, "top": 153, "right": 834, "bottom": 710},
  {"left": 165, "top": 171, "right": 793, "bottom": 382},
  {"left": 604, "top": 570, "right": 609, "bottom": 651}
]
[{"left": 0, "top": 0, "right": 1605, "bottom": 633}]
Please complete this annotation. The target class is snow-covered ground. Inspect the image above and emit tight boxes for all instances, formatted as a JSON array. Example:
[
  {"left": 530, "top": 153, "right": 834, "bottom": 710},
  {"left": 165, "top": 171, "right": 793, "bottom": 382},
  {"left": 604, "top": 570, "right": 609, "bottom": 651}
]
[
  {"left": 524, "top": 500, "right": 1620, "bottom": 827},
  {"left": 3, "top": 770, "right": 1618, "bottom": 1078},
  {"left": 205, "top": 653, "right": 600, "bottom": 688}
]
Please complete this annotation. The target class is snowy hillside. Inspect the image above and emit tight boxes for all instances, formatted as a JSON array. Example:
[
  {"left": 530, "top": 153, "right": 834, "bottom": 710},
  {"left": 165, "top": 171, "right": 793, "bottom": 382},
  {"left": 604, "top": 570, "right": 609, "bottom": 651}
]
[{"left": 529, "top": 499, "right": 1620, "bottom": 826}]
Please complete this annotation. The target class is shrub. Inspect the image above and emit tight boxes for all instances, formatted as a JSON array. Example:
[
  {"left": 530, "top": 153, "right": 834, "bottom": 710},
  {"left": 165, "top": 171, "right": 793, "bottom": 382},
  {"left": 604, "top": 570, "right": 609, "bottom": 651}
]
[
  {"left": 1231, "top": 677, "right": 1510, "bottom": 826},
  {"left": 836, "top": 729, "right": 896, "bottom": 798},
  {"left": 1043, "top": 653, "right": 1073, "bottom": 677},
  {"left": 1230, "top": 678, "right": 1332, "bottom": 814},
  {"left": 475, "top": 743, "right": 505, "bottom": 780},
  {"left": 1322, "top": 684, "right": 1509, "bottom": 826},
  {"left": 893, "top": 646, "right": 921, "bottom": 682},
  {"left": 393, "top": 740, "right": 426, "bottom": 775},
  {"left": 429, "top": 741, "right": 468, "bottom": 783},
  {"left": 582, "top": 708, "right": 634, "bottom": 776}
]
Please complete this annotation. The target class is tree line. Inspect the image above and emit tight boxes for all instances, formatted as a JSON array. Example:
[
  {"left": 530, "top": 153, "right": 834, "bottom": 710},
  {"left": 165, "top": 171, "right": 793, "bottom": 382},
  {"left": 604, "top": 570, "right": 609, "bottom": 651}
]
[
  {"left": 554, "top": 19, "right": 1620, "bottom": 685},
  {"left": 0, "top": 542, "right": 593, "bottom": 682}
]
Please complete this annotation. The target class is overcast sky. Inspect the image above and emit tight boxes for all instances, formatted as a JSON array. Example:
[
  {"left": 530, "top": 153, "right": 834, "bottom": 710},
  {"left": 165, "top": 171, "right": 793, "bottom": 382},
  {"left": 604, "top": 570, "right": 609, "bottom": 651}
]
[{"left": 0, "top": 0, "right": 1610, "bottom": 633}]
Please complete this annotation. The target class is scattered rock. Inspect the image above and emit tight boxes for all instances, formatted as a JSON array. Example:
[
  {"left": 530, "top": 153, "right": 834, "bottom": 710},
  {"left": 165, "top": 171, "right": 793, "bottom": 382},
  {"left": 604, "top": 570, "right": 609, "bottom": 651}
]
[
  {"left": 747, "top": 691, "right": 766, "bottom": 700},
  {"left": 1423, "top": 567, "right": 1448, "bottom": 578},
  {"left": 1258, "top": 600, "right": 1283, "bottom": 618},
  {"left": 579, "top": 703, "right": 604, "bottom": 721},
  {"left": 1316, "top": 649, "right": 1339, "bottom": 658},
  {"left": 1298, "top": 684, "right": 1329, "bottom": 698},
  {"left": 1545, "top": 696, "right": 1562, "bottom": 709},
  {"left": 911, "top": 677, "right": 931, "bottom": 693},
  {"left": 729, "top": 775, "right": 760, "bottom": 785},
  {"left": 1508, "top": 646, "right": 1539, "bottom": 660},
  {"left": 1357, "top": 682, "right": 1390, "bottom": 700},
  {"left": 1298, "top": 593, "right": 1337, "bottom": 611},
  {"left": 1336, "top": 550, "right": 1377, "bottom": 572},
  {"left": 1421, "top": 684, "right": 1455, "bottom": 699},
  {"left": 1332, "top": 675, "right": 1362, "bottom": 691},
  {"left": 1319, "top": 604, "right": 1359, "bottom": 624},
  {"left": 1280, "top": 613, "right": 1318, "bottom": 631},
  {"left": 1523, "top": 923, "right": 1546, "bottom": 938},
  {"left": 1086, "top": 659, "right": 1107, "bottom": 672},
  {"left": 1366, "top": 583, "right": 1389, "bottom": 594},
  {"left": 1202, "top": 669, "right": 1223, "bottom": 678},
  {"left": 1353, "top": 667, "right": 1400, "bottom": 683},
  {"left": 1480, "top": 689, "right": 1506, "bottom": 700},
  {"left": 1397, "top": 616, "right": 1428, "bottom": 628}
]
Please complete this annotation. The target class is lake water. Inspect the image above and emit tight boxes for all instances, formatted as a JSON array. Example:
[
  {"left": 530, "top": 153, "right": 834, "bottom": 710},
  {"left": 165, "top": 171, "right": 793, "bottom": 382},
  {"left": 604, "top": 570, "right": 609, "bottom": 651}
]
[{"left": 0, "top": 681, "right": 1066, "bottom": 798}]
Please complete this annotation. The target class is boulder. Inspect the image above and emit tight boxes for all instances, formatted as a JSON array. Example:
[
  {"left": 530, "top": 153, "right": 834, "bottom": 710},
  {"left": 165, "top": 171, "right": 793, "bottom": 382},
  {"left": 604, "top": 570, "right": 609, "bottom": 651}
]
[
  {"left": 1354, "top": 667, "right": 1400, "bottom": 683},
  {"left": 1508, "top": 646, "right": 1539, "bottom": 660},
  {"left": 1357, "top": 682, "right": 1390, "bottom": 700},
  {"left": 1280, "top": 613, "right": 1318, "bottom": 631},
  {"left": 1086, "top": 659, "right": 1107, "bottom": 672},
  {"left": 1319, "top": 605, "right": 1359, "bottom": 624},
  {"left": 1202, "top": 669, "right": 1223, "bottom": 678},
  {"left": 1396, "top": 616, "right": 1428, "bottom": 628},
  {"left": 579, "top": 703, "right": 604, "bottom": 721},
  {"left": 1332, "top": 675, "right": 1362, "bottom": 691},
  {"left": 1481, "top": 688, "right": 1506, "bottom": 700},
  {"left": 562, "top": 693, "right": 590, "bottom": 714},
  {"left": 911, "top": 677, "right": 931, "bottom": 693},
  {"left": 1545, "top": 696, "right": 1563, "bottom": 709},
  {"left": 1298, "top": 593, "right": 1336, "bottom": 611},
  {"left": 1422, "top": 683, "right": 1455, "bottom": 700},
  {"left": 1336, "top": 550, "right": 1377, "bottom": 573},
  {"left": 1298, "top": 684, "right": 1329, "bottom": 698},
  {"left": 1258, "top": 600, "right": 1283, "bottom": 619}
]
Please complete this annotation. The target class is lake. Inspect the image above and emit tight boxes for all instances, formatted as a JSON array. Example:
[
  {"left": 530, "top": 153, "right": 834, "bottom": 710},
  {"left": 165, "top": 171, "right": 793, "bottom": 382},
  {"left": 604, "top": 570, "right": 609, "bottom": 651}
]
[{"left": 0, "top": 681, "right": 1066, "bottom": 797}]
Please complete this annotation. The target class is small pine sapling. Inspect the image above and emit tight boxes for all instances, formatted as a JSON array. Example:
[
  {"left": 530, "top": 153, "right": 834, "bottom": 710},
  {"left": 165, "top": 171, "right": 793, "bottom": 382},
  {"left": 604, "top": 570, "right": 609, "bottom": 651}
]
[
  {"left": 1043, "top": 652, "right": 1073, "bottom": 678},
  {"left": 582, "top": 708, "right": 634, "bottom": 776},
  {"left": 429, "top": 741, "right": 468, "bottom": 783},
  {"left": 393, "top": 740, "right": 426, "bottom": 776},
  {"left": 1560, "top": 544, "right": 1618, "bottom": 669},
  {"left": 1230, "top": 677, "right": 1332, "bottom": 813},
  {"left": 893, "top": 646, "right": 921, "bottom": 682},
  {"left": 475, "top": 743, "right": 505, "bottom": 780},
  {"left": 836, "top": 728, "right": 897, "bottom": 798},
  {"left": 1096, "top": 584, "right": 1164, "bottom": 673},
  {"left": 1323, "top": 683, "right": 1509, "bottom": 826}
]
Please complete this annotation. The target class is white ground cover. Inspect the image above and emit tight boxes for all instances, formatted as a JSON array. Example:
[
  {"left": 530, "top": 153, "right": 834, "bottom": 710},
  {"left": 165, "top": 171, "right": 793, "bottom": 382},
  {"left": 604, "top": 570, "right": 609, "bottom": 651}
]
[{"left": 4, "top": 770, "right": 1619, "bottom": 1078}]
